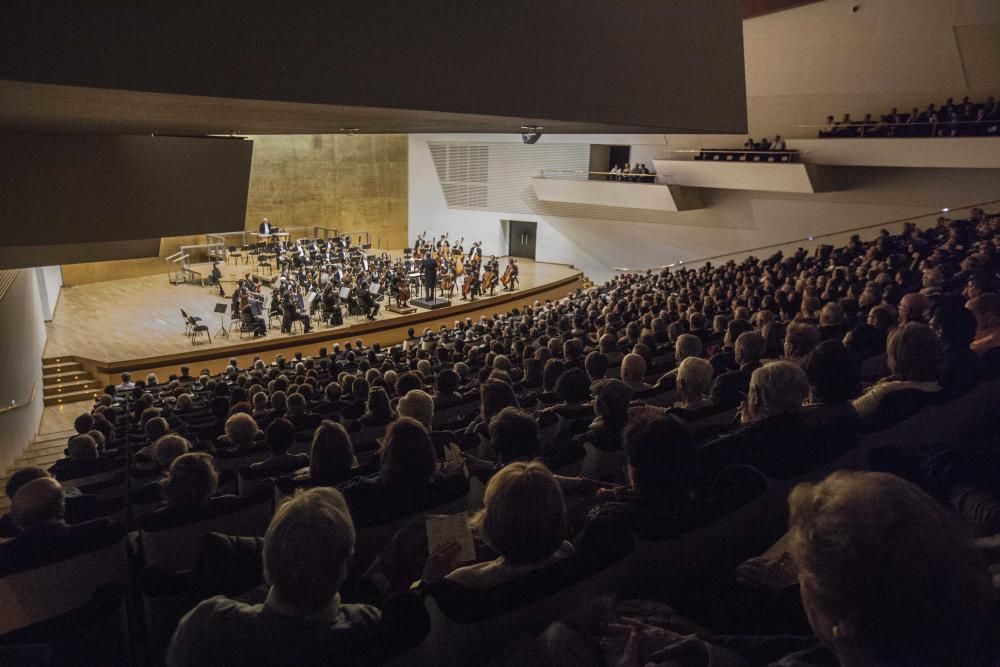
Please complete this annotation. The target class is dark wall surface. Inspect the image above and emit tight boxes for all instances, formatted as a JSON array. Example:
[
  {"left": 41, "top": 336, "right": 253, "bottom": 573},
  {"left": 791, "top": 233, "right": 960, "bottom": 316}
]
[
  {"left": 0, "top": 1, "right": 747, "bottom": 133},
  {"left": 0, "top": 134, "right": 252, "bottom": 250}
]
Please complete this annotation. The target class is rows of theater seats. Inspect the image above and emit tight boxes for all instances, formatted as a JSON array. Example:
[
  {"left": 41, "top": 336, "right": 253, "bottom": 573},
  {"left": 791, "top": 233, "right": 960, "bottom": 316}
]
[{"left": 2, "top": 209, "right": 1000, "bottom": 665}]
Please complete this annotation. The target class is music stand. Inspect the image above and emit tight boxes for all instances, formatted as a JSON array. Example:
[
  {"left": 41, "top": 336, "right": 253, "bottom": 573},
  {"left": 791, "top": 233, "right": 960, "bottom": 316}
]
[{"left": 214, "top": 303, "right": 230, "bottom": 338}]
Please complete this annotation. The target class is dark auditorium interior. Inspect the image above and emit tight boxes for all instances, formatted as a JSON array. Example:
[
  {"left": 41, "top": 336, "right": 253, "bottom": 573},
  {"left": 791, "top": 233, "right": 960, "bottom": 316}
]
[{"left": 3, "top": 2, "right": 1000, "bottom": 665}]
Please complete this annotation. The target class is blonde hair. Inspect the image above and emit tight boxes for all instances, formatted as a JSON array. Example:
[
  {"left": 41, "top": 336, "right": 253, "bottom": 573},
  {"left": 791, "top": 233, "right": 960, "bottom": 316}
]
[
  {"left": 789, "top": 471, "right": 990, "bottom": 663},
  {"left": 677, "top": 357, "right": 713, "bottom": 396},
  {"left": 264, "top": 487, "right": 355, "bottom": 613},
  {"left": 472, "top": 461, "right": 566, "bottom": 566}
]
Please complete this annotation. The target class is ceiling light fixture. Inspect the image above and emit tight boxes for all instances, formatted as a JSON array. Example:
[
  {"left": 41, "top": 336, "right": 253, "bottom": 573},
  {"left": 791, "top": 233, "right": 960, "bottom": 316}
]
[{"left": 340, "top": 128, "right": 360, "bottom": 135}]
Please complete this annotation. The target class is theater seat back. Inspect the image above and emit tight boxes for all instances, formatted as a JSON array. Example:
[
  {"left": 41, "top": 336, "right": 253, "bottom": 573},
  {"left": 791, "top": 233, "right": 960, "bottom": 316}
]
[
  {"left": 140, "top": 494, "right": 272, "bottom": 572},
  {"left": 0, "top": 530, "right": 128, "bottom": 634}
]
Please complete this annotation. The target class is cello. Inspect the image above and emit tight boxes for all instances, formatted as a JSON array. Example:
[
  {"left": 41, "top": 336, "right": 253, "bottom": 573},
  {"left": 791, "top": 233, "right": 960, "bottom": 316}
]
[{"left": 500, "top": 262, "right": 514, "bottom": 288}]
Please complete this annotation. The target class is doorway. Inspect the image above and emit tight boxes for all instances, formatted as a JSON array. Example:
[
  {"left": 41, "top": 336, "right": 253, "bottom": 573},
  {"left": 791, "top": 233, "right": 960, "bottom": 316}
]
[{"left": 507, "top": 220, "right": 537, "bottom": 260}]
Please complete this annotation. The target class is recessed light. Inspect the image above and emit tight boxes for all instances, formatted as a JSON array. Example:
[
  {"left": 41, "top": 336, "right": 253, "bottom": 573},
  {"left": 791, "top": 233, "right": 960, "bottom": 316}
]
[{"left": 941, "top": 207, "right": 949, "bottom": 212}]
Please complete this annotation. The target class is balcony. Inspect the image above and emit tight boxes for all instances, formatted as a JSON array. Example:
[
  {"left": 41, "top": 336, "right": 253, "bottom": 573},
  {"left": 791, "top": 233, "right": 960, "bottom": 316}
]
[{"left": 531, "top": 170, "right": 703, "bottom": 212}]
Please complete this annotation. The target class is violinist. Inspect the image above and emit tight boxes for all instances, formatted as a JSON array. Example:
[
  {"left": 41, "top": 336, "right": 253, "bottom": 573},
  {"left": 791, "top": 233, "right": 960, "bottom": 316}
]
[
  {"left": 240, "top": 289, "right": 268, "bottom": 337},
  {"left": 357, "top": 281, "right": 380, "bottom": 321}
]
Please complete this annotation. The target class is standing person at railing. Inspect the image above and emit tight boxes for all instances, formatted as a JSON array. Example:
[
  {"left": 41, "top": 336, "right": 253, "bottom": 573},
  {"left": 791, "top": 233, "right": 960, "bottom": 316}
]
[
  {"left": 608, "top": 164, "right": 621, "bottom": 181},
  {"left": 772, "top": 135, "right": 786, "bottom": 151},
  {"left": 621, "top": 163, "right": 631, "bottom": 182}
]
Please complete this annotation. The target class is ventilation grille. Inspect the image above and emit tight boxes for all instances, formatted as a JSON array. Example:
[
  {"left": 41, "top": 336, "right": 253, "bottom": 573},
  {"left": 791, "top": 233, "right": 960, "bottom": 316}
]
[{"left": 430, "top": 144, "right": 489, "bottom": 208}]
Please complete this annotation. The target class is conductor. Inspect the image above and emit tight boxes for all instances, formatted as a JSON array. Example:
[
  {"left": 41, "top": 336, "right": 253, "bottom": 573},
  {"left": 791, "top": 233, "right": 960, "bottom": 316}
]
[
  {"left": 259, "top": 218, "right": 274, "bottom": 235},
  {"left": 421, "top": 252, "right": 437, "bottom": 300}
]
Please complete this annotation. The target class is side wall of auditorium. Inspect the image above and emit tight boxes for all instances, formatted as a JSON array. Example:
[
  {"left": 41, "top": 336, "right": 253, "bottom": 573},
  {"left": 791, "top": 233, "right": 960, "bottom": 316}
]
[{"left": 61, "top": 134, "right": 408, "bottom": 286}]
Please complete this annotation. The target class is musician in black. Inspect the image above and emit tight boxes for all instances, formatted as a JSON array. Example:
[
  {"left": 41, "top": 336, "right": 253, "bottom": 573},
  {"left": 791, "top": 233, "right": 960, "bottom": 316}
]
[
  {"left": 281, "top": 289, "right": 313, "bottom": 334},
  {"left": 421, "top": 252, "right": 437, "bottom": 300},
  {"left": 258, "top": 218, "right": 274, "bottom": 235},
  {"left": 239, "top": 290, "right": 267, "bottom": 337},
  {"left": 357, "top": 281, "right": 380, "bottom": 321},
  {"left": 503, "top": 257, "right": 519, "bottom": 291},
  {"left": 210, "top": 261, "right": 223, "bottom": 287}
]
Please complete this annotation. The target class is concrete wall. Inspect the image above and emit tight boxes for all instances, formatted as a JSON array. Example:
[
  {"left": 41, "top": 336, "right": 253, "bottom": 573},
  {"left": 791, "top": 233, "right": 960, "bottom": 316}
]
[
  {"left": 34, "top": 265, "right": 62, "bottom": 321},
  {"left": 0, "top": 270, "right": 47, "bottom": 471}
]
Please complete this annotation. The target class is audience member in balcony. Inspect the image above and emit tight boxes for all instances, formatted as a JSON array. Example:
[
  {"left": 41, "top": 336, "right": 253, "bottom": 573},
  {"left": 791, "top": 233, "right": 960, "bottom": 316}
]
[
  {"left": 48, "top": 434, "right": 121, "bottom": 483},
  {"left": 167, "top": 488, "right": 384, "bottom": 667},
  {"left": 967, "top": 293, "right": 1000, "bottom": 354},
  {"left": 787, "top": 471, "right": 992, "bottom": 667},
  {"left": 250, "top": 418, "right": 308, "bottom": 476},
  {"left": 711, "top": 331, "right": 766, "bottom": 409},
  {"left": 655, "top": 334, "right": 703, "bottom": 391},
  {"left": 772, "top": 135, "right": 786, "bottom": 151},
  {"left": 419, "top": 461, "right": 573, "bottom": 590},
  {"left": 852, "top": 322, "right": 944, "bottom": 421},
  {"left": 342, "top": 417, "right": 468, "bottom": 528},
  {"left": 0, "top": 477, "right": 118, "bottom": 575},
  {"left": 818, "top": 302, "right": 848, "bottom": 342}
]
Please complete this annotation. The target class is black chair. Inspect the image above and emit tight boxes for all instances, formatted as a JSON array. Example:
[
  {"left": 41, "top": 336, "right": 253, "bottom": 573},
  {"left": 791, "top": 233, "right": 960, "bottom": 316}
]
[
  {"left": 187, "top": 317, "right": 211, "bottom": 345},
  {"left": 180, "top": 308, "right": 201, "bottom": 336}
]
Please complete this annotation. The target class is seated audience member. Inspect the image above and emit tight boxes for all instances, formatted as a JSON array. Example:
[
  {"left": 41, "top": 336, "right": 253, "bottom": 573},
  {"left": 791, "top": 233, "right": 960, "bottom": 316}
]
[
  {"left": 587, "top": 415, "right": 764, "bottom": 540},
  {"left": 152, "top": 452, "right": 239, "bottom": 520},
  {"left": 167, "top": 488, "right": 385, "bottom": 666},
  {"left": 249, "top": 418, "right": 309, "bottom": 475},
  {"left": 818, "top": 302, "right": 848, "bottom": 341},
  {"left": 341, "top": 417, "right": 468, "bottom": 528},
  {"left": 466, "top": 379, "right": 521, "bottom": 441},
  {"left": 489, "top": 407, "right": 542, "bottom": 465},
  {"left": 663, "top": 357, "right": 728, "bottom": 433},
  {"left": 536, "top": 359, "right": 565, "bottom": 407},
  {"left": 699, "top": 361, "right": 850, "bottom": 480},
  {"left": 784, "top": 322, "right": 822, "bottom": 365},
  {"left": 584, "top": 351, "right": 610, "bottom": 383},
  {"left": 418, "top": 461, "right": 574, "bottom": 589},
  {"left": 0, "top": 477, "right": 118, "bottom": 574},
  {"left": 931, "top": 300, "right": 981, "bottom": 391},
  {"left": 710, "top": 331, "right": 766, "bottom": 409},
  {"left": 432, "top": 369, "right": 464, "bottom": 408},
  {"left": 0, "top": 467, "right": 109, "bottom": 538},
  {"left": 619, "top": 353, "right": 652, "bottom": 394},
  {"left": 285, "top": 392, "right": 321, "bottom": 431},
  {"left": 313, "top": 382, "right": 346, "bottom": 417},
  {"left": 709, "top": 319, "right": 754, "bottom": 376},
  {"left": 801, "top": 340, "right": 862, "bottom": 430},
  {"left": 787, "top": 471, "right": 993, "bottom": 667},
  {"left": 360, "top": 386, "right": 398, "bottom": 428},
  {"left": 852, "top": 322, "right": 944, "bottom": 422},
  {"left": 397, "top": 389, "right": 456, "bottom": 455},
  {"left": 289, "top": 421, "right": 358, "bottom": 489},
  {"left": 115, "top": 372, "right": 136, "bottom": 392},
  {"left": 216, "top": 412, "right": 261, "bottom": 452},
  {"left": 655, "top": 334, "right": 703, "bottom": 390},
  {"left": 578, "top": 379, "right": 632, "bottom": 453},
  {"left": 544, "top": 367, "right": 594, "bottom": 420},
  {"left": 967, "top": 292, "right": 1000, "bottom": 354},
  {"left": 48, "top": 433, "right": 121, "bottom": 482},
  {"left": 898, "top": 291, "right": 931, "bottom": 324}
]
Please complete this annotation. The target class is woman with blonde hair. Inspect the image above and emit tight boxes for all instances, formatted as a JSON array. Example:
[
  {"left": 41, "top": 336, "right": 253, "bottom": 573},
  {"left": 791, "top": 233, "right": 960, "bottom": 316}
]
[
  {"left": 788, "top": 471, "right": 992, "bottom": 666},
  {"left": 419, "top": 461, "right": 573, "bottom": 589}
]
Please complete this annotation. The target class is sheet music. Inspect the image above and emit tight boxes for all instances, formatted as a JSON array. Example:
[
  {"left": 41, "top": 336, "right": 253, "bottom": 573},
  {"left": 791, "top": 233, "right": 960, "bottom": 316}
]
[{"left": 425, "top": 512, "right": 476, "bottom": 563}]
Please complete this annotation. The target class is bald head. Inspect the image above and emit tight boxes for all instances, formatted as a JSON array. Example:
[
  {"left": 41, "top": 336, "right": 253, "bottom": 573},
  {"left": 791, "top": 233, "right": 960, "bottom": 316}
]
[
  {"left": 12, "top": 477, "right": 65, "bottom": 529},
  {"left": 899, "top": 292, "right": 930, "bottom": 324}
]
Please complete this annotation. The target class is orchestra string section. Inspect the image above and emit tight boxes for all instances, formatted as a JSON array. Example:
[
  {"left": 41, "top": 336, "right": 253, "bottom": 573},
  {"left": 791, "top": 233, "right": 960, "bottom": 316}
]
[{"left": 219, "top": 224, "right": 521, "bottom": 339}]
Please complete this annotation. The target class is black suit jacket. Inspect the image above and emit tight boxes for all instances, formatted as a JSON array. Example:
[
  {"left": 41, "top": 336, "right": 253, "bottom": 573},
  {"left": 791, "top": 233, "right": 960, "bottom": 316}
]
[
  {"left": 710, "top": 361, "right": 761, "bottom": 409},
  {"left": 258, "top": 222, "right": 272, "bottom": 234}
]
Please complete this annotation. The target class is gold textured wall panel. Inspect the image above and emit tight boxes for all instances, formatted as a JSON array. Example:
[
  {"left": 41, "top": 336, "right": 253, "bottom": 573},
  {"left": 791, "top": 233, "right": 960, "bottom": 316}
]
[
  {"left": 243, "top": 134, "right": 408, "bottom": 250},
  {"left": 62, "top": 134, "right": 408, "bottom": 285}
]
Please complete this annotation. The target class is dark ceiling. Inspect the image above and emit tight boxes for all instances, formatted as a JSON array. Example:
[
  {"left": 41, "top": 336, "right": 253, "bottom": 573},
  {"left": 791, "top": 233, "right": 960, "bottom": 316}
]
[{"left": 741, "top": 0, "right": 823, "bottom": 19}]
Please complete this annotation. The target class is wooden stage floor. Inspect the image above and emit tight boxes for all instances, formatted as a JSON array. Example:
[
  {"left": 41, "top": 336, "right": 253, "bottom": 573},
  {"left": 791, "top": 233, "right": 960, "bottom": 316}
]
[{"left": 45, "top": 256, "right": 581, "bottom": 371}]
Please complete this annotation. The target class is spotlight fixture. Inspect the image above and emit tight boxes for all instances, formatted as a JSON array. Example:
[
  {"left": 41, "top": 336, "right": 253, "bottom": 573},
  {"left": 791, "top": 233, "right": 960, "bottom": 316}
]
[
  {"left": 520, "top": 126, "right": 544, "bottom": 144},
  {"left": 340, "top": 128, "right": 360, "bottom": 135},
  {"left": 941, "top": 207, "right": 950, "bottom": 212}
]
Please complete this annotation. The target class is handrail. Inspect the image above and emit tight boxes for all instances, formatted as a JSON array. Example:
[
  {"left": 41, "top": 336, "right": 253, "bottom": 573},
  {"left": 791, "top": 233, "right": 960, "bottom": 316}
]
[
  {"left": 665, "top": 148, "right": 798, "bottom": 156},
  {"left": 0, "top": 382, "right": 37, "bottom": 416},
  {"left": 612, "top": 198, "right": 1000, "bottom": 273},
  {"left": 798, "top": 119, "right": 1000, "bottom": 129}
]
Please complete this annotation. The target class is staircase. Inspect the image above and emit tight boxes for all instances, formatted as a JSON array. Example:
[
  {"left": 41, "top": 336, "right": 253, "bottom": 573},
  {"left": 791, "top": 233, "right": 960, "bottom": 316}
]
[
  {"left": 42, "top": 356, "right": 102, "bottom": 406},
  {"left": 0, "top": 428, "right": 77, "bottom": 513}
]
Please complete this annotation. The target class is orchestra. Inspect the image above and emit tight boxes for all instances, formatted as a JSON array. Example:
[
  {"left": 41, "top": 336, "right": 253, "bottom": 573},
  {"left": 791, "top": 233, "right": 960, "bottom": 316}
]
[{"left": 212, "top": 229, "right": 519, "bottom": 335}]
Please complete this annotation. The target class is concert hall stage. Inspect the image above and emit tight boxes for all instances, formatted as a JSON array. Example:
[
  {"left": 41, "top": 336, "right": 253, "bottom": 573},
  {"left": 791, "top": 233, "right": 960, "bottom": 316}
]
[{"left": 44, "top": 256, "right": 583, "bottom": 383}]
